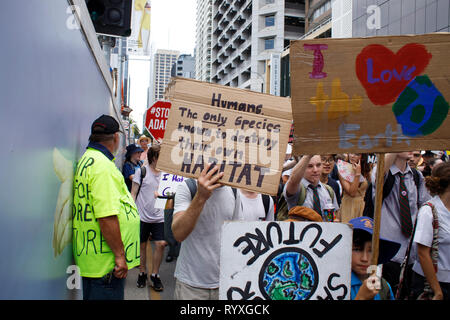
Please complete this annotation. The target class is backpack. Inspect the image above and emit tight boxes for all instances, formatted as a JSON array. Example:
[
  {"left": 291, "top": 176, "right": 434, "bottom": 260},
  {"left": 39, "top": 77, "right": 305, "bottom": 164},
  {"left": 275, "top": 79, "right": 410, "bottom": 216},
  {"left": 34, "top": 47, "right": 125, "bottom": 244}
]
[
  {"left": 362, "top": 168, "right": 420, "bottom": 218},
  {"left": 184, "top": 178, "right": 271, "bottom": 219},
  {"left": 135, "top": 165, "right": 146, "bottom": 200},
  {"left": 276, "top": 183, "right": 335, "bottom": 221}
]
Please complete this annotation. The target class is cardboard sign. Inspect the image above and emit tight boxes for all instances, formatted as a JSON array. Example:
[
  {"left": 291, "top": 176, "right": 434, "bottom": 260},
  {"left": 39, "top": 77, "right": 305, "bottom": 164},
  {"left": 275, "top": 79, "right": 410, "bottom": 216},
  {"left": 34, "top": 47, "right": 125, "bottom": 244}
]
[
  {"left": 156, "top": 78, "right": 292, "bottom": 195},
  {"left": 219, "top": 221, "right": 352, "bottom": 300},
  {"left": 154, "top": 172, "right": 184, "bottom": 209},
  {"left": 290, "top": 34, "right": 450, "bottom": 155},
  {"left": 144, "top": 101, "right": 171, "bottom": 142}
]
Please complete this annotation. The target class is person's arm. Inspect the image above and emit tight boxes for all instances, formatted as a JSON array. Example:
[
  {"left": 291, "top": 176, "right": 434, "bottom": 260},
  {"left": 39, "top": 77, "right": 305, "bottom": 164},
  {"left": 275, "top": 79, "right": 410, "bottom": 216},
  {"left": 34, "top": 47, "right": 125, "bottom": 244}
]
[
  {"left": 130, "top": 181, "right": 140, "bottom": 201},
  {"left": 283, "top": 158, "right": 298, "bottom": 171},
  {"left": 338, "top": 161, "right": 361, "bottom": 197},
  {"left": 417, "top": 243, "right": 444, "bottom": 300},
  {"left": 383, "top": 153, "right": 397, "bottom": 175},
  {"left": 172, "top": 163, "right": 223, "bottom": 242},
  {"left": 285, "top": 155, "right": 312, "bottom": 198},
  {"left": 98, "top": 215, "right": 127, "bottom": 278}
]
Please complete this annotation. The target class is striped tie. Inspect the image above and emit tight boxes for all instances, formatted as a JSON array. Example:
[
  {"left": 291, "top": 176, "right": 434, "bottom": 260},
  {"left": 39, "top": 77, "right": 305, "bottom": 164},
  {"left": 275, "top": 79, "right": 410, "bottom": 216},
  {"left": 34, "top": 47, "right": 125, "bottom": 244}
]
[
  {"left": 309, "top": 184, "right": 322, "bottom": 215},
  {"left": 398, "top": 173, "right": 413, "bottom": 237}
]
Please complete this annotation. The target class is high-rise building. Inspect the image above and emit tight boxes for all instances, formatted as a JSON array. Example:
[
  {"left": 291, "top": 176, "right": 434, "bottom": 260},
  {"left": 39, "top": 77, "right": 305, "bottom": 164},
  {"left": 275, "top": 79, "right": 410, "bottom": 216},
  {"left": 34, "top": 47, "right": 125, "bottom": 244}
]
[
  {"left": 303, "top": 0, "right": 332, "bottom": 39},
  {"left": 151, "top": 49, "right": 180, "bottom": 102},
  {"left": 171, "top": 54, "right": 196, "bottom": 79},
  {"left": 351, "top": 0, "right": 450, "bottom": 37},
  {"left": 210, "top": 0, "right": 305, "bottom": 92},
  {"left": 195, "top": 0, "right": 213, "bottom": 82}
]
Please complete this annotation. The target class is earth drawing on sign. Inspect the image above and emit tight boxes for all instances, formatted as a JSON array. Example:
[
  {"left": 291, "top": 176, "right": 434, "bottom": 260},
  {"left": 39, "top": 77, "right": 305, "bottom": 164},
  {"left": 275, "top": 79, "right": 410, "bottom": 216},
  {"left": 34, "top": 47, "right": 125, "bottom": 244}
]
[{"left": 259, "top": 247, "right": 319, "bottom": 300}]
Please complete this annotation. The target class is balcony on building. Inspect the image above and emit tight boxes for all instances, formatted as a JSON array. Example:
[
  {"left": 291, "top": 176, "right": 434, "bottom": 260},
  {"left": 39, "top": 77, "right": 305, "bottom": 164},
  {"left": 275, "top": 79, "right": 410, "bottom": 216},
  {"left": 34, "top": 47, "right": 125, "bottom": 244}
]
[{"left": 284, "top": 15, "right": 305, "bottom": 38}]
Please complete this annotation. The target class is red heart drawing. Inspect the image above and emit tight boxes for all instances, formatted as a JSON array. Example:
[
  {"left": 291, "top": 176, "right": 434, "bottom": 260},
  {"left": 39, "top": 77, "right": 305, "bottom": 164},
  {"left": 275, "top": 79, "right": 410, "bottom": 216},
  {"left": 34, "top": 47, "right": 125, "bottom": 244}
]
[{"left": 355, "top": 43, "right": 432, "bottom": 106}]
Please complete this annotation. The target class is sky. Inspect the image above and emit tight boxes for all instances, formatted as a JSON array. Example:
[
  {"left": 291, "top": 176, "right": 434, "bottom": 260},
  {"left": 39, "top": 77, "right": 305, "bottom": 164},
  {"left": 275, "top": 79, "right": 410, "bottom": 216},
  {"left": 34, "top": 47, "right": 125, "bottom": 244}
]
[{"left": 128, "top": 0, "right": 196, "bottom": 132}]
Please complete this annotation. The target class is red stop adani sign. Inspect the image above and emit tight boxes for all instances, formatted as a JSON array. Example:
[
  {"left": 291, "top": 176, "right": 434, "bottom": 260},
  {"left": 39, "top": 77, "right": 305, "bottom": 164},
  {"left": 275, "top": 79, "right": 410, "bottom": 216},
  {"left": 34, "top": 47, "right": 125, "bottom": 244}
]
[{"left": 144, "top": 101, "right": 171, "bottom": 142}]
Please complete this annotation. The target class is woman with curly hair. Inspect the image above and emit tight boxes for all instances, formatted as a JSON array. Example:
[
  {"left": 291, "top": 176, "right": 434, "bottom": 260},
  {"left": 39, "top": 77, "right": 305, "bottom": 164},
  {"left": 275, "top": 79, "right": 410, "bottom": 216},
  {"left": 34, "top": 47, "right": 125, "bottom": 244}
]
[{"left": 411, "top": 162, "right": 450, "bottom": 300}]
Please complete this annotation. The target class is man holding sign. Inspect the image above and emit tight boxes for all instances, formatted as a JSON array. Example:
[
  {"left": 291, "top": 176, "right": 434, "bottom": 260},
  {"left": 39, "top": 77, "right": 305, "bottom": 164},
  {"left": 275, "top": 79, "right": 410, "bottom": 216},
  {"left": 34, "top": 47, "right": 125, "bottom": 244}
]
[{"left": 172, "top": 163, "right": 243, "bottom": 300}]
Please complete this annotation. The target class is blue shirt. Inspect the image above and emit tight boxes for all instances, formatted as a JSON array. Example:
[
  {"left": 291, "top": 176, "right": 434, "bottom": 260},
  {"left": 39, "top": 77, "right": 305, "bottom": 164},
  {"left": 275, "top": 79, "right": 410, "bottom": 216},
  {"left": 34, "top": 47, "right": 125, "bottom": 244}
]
[
  {"left": 350, "top": 272, "right": 395, "bottom": 300},
  {"left": 122, "top": 160, "right": 142, "bottom": 191},
  {"left": 87, "top": 141, "right": 114, "bottom": 160}
]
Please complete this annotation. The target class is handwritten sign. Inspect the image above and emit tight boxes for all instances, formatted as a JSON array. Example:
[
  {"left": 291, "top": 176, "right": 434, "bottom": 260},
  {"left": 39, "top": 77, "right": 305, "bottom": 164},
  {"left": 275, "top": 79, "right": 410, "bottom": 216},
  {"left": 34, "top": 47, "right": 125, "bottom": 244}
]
[
  {"left": 154, "top": 172, "right": 184, "bottom": 209},
  {"left": 156, "top": 78, "right": 292, "bottom": 195},
  {"left": 290, "top": 34, "right": 450, "bottom": 154},
  {"left": 219, "top": 221, "right": 352, "bottom": 300}
]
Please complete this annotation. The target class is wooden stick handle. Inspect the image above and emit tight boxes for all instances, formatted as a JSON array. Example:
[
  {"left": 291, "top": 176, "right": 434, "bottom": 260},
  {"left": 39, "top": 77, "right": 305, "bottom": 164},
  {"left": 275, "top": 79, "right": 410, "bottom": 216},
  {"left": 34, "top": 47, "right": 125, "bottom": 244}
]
[{"left": 371, "top": 153, "right": 385, "bottom": 268}]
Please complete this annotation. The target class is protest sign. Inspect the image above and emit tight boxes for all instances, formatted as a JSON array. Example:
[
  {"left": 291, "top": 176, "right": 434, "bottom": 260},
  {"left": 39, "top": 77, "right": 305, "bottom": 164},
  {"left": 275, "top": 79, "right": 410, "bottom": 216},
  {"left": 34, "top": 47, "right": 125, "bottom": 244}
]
[
  {"left": 156, "top": 78, "right": 292, "bottom": 195},
  {"left": 219, "top": 221, "right": 352, "bottom": 300},
  {"left": 154, "top": 172, "right": 184, "bottom": 209},
  {"left": 144, "top": 101, "right": 171, "bottom": 142},
  {"left": 290, "top": 33, "right": 450, "bottom": 155}
]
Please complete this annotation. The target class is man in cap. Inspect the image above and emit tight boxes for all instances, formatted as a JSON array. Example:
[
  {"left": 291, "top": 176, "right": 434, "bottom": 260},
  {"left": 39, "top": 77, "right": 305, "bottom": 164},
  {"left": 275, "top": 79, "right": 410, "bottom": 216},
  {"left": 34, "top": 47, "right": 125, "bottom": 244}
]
[{"left": 73, "top": 115, "right": 140, "bottom": 300}]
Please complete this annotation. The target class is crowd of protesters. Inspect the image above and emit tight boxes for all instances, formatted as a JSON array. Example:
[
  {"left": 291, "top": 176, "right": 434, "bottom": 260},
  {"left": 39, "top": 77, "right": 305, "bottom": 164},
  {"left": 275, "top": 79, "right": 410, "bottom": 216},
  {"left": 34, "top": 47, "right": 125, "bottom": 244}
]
[{"left": 73, "top": 115, "right": 449, "bottom": 301}]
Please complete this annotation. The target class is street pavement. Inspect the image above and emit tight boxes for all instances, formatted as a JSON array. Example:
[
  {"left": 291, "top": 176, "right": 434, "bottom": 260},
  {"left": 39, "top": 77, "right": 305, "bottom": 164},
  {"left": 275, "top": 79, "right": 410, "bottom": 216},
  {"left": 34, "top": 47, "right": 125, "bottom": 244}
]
[{"left": 125, "top": 242, "right": 177, "bottom": 300}]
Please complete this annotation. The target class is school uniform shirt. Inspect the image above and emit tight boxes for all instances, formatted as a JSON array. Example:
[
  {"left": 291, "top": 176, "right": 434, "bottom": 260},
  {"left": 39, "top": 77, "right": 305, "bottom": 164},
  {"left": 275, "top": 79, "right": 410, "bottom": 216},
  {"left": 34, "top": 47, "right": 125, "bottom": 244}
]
[
  {"left": 283, "top": 178, "right": 339, "bottom": 217},
  {"left": 412, "top": 195, "right": 450, "bottom": 283},
  {"left": 350, "top": 272, "right": 395, "bottom": 300},
  {"left": 371, "top": 164, "right": 430, "bottom": 263},
  {"left": 239, "top": 190, "right": 275, "bottom": 221},
  {"left": 133, "top": 165, "right": 164, "bottom": 224}
]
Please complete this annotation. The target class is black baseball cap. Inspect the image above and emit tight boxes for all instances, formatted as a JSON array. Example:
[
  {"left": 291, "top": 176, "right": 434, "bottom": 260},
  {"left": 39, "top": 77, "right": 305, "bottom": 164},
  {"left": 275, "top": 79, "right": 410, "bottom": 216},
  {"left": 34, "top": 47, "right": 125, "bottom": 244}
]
[{"left": 91, "top": 115, "right": 122, "bottom": 134}]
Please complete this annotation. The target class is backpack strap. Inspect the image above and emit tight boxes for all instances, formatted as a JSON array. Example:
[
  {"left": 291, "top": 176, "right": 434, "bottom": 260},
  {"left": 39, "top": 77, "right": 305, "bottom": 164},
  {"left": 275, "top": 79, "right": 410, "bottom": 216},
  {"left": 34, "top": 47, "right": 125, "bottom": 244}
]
[
  {"left": 297, "top": 184, "right": 307, "bottom": 206},
  {"left": 324, "top": 184, "right": 335, "bottom": 202},
  {"left": 135, "top": 164, "right": 147, "bottom": 200},
  {"left": 423, "top": 202, "right": 439, "bottom": 272},
  {"left": 232, "top": 187, "right": 237, "bottom": 199},
  {"left": 261, "top": 194, "right": 271, "bottom": 218},
  {"left": 185, "top": 178, "right": 197, "bottom": 200},
  {"left": 382, "top": 170, "right": 395, "bottom": 201}
]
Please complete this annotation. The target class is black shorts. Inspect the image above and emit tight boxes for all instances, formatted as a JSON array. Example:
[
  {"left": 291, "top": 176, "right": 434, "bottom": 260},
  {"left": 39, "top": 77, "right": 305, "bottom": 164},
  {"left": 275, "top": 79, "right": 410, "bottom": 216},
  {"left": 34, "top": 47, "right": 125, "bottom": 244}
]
[{"left": 140, "top": 221, "right": 165, "bottom": 242}]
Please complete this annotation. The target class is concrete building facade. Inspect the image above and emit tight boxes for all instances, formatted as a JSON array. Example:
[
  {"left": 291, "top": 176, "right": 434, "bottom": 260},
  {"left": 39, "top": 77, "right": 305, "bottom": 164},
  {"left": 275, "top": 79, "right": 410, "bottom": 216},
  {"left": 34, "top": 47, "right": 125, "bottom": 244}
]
[
  {"left": 211, "top": 0, "right": 306, "bottom": 92},
  {"left": 195, "top": 0, "right": 213, "bottom": 82},
  {"left": 171, "top": 54, "right": 196, "bottom": 78},
  {"left": 352, "top": 0, "right": 450, "bottom": 37},
  {"left": 151, "top": 49, "right": 179, "bottom": 102}
]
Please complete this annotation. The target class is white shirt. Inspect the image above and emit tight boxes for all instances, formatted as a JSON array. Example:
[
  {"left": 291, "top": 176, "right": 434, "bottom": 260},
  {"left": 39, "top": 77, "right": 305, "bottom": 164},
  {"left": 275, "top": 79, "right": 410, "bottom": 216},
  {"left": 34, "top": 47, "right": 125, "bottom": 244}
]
[
  {"left": 371, "top": 164, "right": 430, "bottom": 263},
  {"left": 239, "top": 190, "right": 274, "bottom": 221},
  {"left": 133, "top": 165, "right": 164, "bottom": 223},
  {"left": 412, "top": 195, "right": 450, "bottom": 283},
  {"left": 173, "top": 182, "right": 243, "bottom": 288}
]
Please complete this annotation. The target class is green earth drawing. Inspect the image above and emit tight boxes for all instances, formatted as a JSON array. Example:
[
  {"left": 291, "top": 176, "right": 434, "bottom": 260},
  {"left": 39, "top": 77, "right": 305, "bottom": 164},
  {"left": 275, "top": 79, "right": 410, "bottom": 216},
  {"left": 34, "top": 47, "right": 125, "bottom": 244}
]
[{"left": 259, "top": 248, "right": 319, "bottom": 300}]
